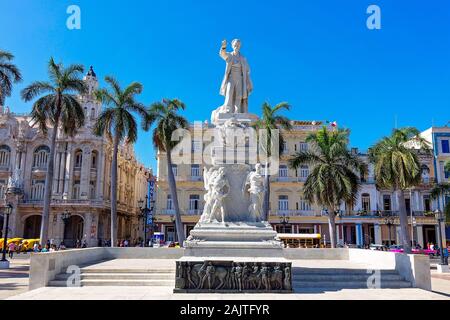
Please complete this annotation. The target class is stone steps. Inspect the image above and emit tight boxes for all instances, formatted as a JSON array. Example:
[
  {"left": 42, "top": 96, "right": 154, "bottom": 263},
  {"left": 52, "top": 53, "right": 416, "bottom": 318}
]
[
  {"left": 293, "top": 280, "right": 412, "bottom": 289},
  {"left": 49, "top": 279, "right": 175, "bottom": 287},
  {"left": 292, "top": 268, "right": 399, "bottom": 275},
  {"left": 55, "top": 273, "right": 173, "bottom": 280},
  {"left": 81, "top": 268, "right": 175, "bottom": 274},
  {"left": 294, "top": 274, "right": 405, "bottom": 281},
  {"left": 49, "top": 265, "right": 412, "bottom": 289}
]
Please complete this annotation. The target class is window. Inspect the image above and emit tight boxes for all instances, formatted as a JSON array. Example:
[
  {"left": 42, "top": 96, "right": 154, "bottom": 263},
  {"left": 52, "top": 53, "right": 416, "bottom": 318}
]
[
  {"left": 189, "top": 195, "right": 200, "bottom": 211},
  {"left": 90, "top": 108, "right": 96, "bottom": 120},
  {"left": 442, "top": 161, "right": 450, "bottom": 179},
  {"left": 33, "top": 146, "right": 50, "bottom": 169},
  {"left": 0, "top": 145, "right": 11, "bottom": 168},
  {"left": 191, "top": 140, "right": 202, "bottom": 153},
  {"left": 0, "top": 180, "right": 6, "bottom": 199},
  {"left": 299, "top": 165, "right": 309, "bottom": 181},
  {"left": 90, "top": 181, "right": 96, "bottom": 199},
  {"left": 383, "top": 195, "right": 391, "bottom": 211},
  {"left": 74, "top": 150, "right": 83, "bottom": 169},
  {"left": 361, "top": 193, "right": 371, "bottom": 212},
  {"left": 299, "top": 142, "right": 308, "bottom": 152},
  {"left": 91, "top": 151, "right": 98, "bottom": 169},
  {"left": 299, "top": 198, "right": 311, "bottom": 211},
  {"left": 166, "top": 195, "right": 173, "bottom": 210},
  {"left": 72, "top": 182, "right": 81, "bottom": 199},
  {"left": 281, "top": 141, "right": 288, "bottom": 153},
  {"left": 442, "top": 140, "right": 450, "bottom": 154},
  {"left": 31, "top": 180, "right": 45, "bottom": 200},
  {"left": 423, "top": 195, "right": 431, "bottom": 212},
  {"left": 278, "top": 195, "right": 289, "bottom": 211},
  {"left": 171, "top": 165, "right": 178, "bottom": 177},
  {"left": 191, "top": 164, "right": 200, "bottom": 177},
  {"left": 279, "top": 165, "right": 288, "bottom": 177}
]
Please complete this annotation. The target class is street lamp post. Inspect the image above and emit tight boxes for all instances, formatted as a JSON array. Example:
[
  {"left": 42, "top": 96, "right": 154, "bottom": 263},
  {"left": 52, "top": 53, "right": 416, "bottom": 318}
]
[
  {"left": 1, "top": 204, "right": 13, "bottom": 268},
  {"left": 279, "top": 214, "right": 289, "bottom": 234},
  {"left": 434, "top": 209, "right": 447, "bottom": 266},
  {"left": 61, "top": 209, "right": 71, "bottom": 245},
  {"left": 384, "top": 217, "right": 395, "bottom": 247},
  {"left": 138, "top": 195, "right": 153, "bottom": 247}
]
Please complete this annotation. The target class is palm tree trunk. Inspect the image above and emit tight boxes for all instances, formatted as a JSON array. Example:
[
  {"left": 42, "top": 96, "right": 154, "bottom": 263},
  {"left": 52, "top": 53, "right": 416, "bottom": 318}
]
[
  {"left": 39, "top": 106, "right": 61, "bottom": 245},
  {"left": 262, "top": 161, "right": 270, "bottom": 221},
  {"left": 110, "top": 134, "right": 119, "bottom": 247},
  {"left": 397, "top": 190, "right": 412, "bottom": 253},
  {"left": 327, "top": 207, "right": 337, "bottom": 248},
  {"left": 166, "top": 150, "right": 185, "bottom": 245}
]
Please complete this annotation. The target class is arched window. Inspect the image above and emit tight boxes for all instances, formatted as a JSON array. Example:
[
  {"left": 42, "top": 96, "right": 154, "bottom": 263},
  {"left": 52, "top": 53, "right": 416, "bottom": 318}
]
[
  {"left": 32, "top": 146, "right": 50, "bottom": 169},
  {"left": 91, "top": 151, "right": 98, "bottom": 169},
  {"left": 74, "top": 150, "right": 83, "bottom": 169},
  {"left": 31, "top": 180, "right": 45, "bottom": 200},
  {"left": 90, "top": 108, "right": 96, "bottom": 120},
  {"left": 361, "top": 193, "right": 371, "bottom": 212},
  {"left": 0, "top": 145, "right": 11, "bottom": 168}
]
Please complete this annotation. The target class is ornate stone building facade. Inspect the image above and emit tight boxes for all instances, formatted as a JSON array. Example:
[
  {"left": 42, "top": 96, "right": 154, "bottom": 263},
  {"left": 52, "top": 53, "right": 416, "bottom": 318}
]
[
  {"left": 0, "top": 68, "right": 152, "bottom": 247},
  {"left": 155, "top": 120, "right": 444, "bottom": 247}
]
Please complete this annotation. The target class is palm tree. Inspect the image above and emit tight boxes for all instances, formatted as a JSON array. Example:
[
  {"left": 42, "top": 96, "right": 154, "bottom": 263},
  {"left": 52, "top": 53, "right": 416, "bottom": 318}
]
[
  {"left": 431, "top": 182, "right": 450, "bottom": 223},
  {"left": 254, "top": 102, "right": 292, "bottom": 221},
  {"left": 21, "top": 58, "right": 87, "bottom": 244},
  {"left": 0, "top": 50, "right": 22, "bottom": 105},
  {"left": 445, "top": 160, "right": 450, "bottom": 174},
  {"left": 93, "top": 76, "right": 147, "bottom": 247},
  {"left": 289, "top": 127, "right": 367, "bottom": 248},
  {"left": 144, "top": 99, "right": 188, "bottom": 245},
  {"left": 369, "top": 127, "right": 430, "bottom": 253}
]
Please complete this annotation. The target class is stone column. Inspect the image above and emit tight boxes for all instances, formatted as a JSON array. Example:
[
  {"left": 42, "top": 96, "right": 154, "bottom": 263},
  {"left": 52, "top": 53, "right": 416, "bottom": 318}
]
[
  {"left": 63, "top": 149, "right": 73, "bottom": 199},
  {"left": 374, "top": 224, "right": 382, "bottom": 245},
  {"left": 395, "top": 226, "right": 401, "bottom": 245},
  {"left": 355, "top": 224, "right": 363, "bottom": 246},
  {"left": 83, "top": 212, "right": 93, "bottom": 246},
  {"left": 5, "top": 189, "right": 22, "bottom": 237},
  {"left": 416, "top": 225, "right": 424, "bottom": 248},
  {"left": 52, "top": 152, "right": 61, "bottom": 195},
  {"left": 80, "top": 147, "right": 91, "bottom": 200}
]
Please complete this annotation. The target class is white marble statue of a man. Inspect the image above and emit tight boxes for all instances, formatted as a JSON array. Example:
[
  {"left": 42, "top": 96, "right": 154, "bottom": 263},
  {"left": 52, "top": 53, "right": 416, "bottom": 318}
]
[
  {"left": 243, "top": 163, "right": 264, "bottom": 222},
  {"left": 218, "top": 39, "right": 253, "bottom": 114}
]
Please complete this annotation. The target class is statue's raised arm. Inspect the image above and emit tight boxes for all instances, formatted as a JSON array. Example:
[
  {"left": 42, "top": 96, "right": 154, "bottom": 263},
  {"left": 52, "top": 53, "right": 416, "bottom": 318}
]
[{"left": 219, "top": 39, "right": 228, "bottom": 60}]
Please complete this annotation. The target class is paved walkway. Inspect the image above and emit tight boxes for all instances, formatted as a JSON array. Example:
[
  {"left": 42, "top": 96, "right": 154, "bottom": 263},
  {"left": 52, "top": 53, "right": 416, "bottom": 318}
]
[
  {"left": 4, "top": 258, "right": 450, "bottom": 300},
  {"left": 0, "top": 254, "right": 30, "bottom": 300}
]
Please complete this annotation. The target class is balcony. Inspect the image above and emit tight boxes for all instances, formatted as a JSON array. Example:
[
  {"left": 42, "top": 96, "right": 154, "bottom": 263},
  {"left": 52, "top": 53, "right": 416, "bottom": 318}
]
[
  {"left": 156, "top": 209, "right": 176, "bottom": 215},
  {"left": 187, "top": 209, "right": 202, "bottom": 215},
  {"left": 189, "top": 176, "right": 203, "bottom": 182},
  {"left": 271, "top": 210, "right": 318, "bottom": 217},
  {"left": 0, "top": 165, "right": 10, "bottom": 172}
]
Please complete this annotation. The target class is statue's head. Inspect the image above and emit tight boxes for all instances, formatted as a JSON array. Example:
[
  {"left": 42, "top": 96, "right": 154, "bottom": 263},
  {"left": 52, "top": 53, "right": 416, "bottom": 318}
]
[
  {"left": 255, "top": 163, "right": 261, "bottom": 173},
  {"left": 231, "top": 39, "right": 241, "bottom": 52}
]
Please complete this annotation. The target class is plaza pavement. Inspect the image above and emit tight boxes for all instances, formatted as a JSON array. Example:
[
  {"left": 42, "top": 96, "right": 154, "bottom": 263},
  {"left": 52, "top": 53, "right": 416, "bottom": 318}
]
[
  {"left": 0, "top": 253, "right": 31, "bottom": 300},
  {"left": 2, "top": 257, "right": 450, "bottom": 300}
]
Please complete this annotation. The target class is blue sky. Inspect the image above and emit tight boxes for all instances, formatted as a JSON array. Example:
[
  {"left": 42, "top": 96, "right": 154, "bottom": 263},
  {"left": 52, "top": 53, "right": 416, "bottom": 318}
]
[{"left": 1, "top": 0, "right": 449, "bottom": 169}]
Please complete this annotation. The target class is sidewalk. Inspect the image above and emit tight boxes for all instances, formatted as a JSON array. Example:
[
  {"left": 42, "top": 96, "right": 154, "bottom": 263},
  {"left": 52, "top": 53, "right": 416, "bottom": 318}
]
[{"left": 0, "top": 254, "right": 30, "bottom": 300}]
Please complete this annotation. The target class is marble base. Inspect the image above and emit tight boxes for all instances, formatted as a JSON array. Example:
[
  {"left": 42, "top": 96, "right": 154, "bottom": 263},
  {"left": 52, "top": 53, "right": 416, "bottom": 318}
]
[
  {"left": 184, "top": 222, "right": 284, "bottom": 258},
  {"left": 0, "top": 260, "right": 10, "bottom": 269},
  {"left": 174, "top": 257, "right": 292, "bottom": 293},
  {"left": 214, "top": 112, "right": 259, "bottom": 125}
]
